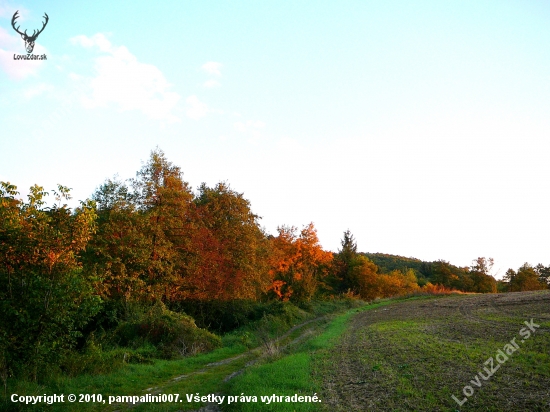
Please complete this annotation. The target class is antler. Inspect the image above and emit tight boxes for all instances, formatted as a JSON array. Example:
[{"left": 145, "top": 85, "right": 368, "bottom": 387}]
[
  {"left": 32, "top": 13, "right": 49, "bottom": 39},
  {"left": 11, "top": 10, "right": 26, "bottom": 37},
  {"left": 11, "top": 11, "right": 49, "bottom": 40}
]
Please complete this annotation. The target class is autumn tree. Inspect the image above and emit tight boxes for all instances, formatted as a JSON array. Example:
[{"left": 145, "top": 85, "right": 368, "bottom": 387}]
[
  {"left": 376, "top": 269, "right": 420, "bottom": 298},
  {"left": 85, "top": 151, "right": 272, "bottom": 304},
  {"left": 131, "top": 148, "right": 194, "bottom": 301},
  {"left": 432, "top": 260, "right": 459, "bottom": 288},
  {"left": 189, "top": 182, "right": 270, "bottom": 300},
  {"left": 83, "top": 178, "right": 153, "bottom": 302},
  {"left": 350, "top": 255, "right": 379, "bottom": 300},
  {"left": 268, "top": 223, "right": 333, "bottom": 302},
  {"left": 87, "top": 149, "right": 199, "bottom": 302},
  {"left": 468, "top": 257, "right": 497, "bottom": 293},
  {"left": 0, "top": 182, "right": 100, "bottom": 379},
  {"left": 505, "top": 263, "right": 547, "bottom": 292}
]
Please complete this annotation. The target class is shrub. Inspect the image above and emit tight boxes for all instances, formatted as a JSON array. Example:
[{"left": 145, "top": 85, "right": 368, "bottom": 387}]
[
  {"left": 112, "top": 302, "right": 221, "bottom": 359},
  {"left": 0, "top": 183, "right": 100, "bottom": 380}
]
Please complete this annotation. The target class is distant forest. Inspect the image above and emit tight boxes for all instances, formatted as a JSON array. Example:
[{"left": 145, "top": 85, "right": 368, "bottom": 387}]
[
  {"left": 363, "top": 253, "right": 550, "bottom": 294},
  {"left": 1, "top": 148, "right": 548, "bottom": 380}
]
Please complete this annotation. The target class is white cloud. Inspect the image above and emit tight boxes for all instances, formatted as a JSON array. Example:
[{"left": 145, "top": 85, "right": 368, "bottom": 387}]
[
  {"left": 202, "top": 61, "right": 222, "bottom": 76},
  {"left": 234, "top": 120, "right": 265, "bottom": 132},
  {"left": 203, "top": 79, "right": 220, "bottom": 88},
  {"left": 0, "top": 26, "right": 46, "bottom": 79},
  {"left": 71, "top": 33, "right": 112, "bottom": 52},
  {"left": 71, "top": 33, "right": 180, "bottom": 122},
  {"left": 277, "top": 136, "right": 303, "bottom": 152},
  {"left": 23, "top": 82, "right": 53, "bottom": 99},
  {"left": 0, "top": 4, "right": 10, "bottom": 18},
  {"left": 234, "top": 120, "right": 266, "bottom": 143},
  {"left": 0, "top": 3, "right": 28, "bottom": 18},
  {"left": 186, "top": 95, "right": 208, "bottom": 120}
]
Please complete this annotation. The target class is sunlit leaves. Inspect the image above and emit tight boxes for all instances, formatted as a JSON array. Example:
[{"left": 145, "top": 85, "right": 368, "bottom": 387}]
[
  {"left": 0, "top": 182, "right": 100, "bottom": 378},
  {"left": 268, "top": 223, "right": 333, "bottom": 302}
]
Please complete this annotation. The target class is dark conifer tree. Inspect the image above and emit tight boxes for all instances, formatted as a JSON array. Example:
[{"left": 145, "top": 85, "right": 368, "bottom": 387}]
[{"left": 336, "top": 230, "right": 358, "bottom": 292}]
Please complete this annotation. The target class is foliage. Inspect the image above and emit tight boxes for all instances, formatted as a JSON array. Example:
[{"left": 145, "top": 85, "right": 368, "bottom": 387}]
[
  {"left": 84, "top": 151, "right": 272, "bottom": 303},
  {"left": 0, "top": 182, "right": 100, "bottom": 380},
  {"left": 3, "top": 147, "right": 533, "bottom": 387},
  {"left": 504, "top": 263, "right": 547, "bottom": 292},
  {"left": 351, "top": 257, "right": 420, "bottom": 301},
  {"left": 377, "top": 269, "right": 420, "bottom": 298},
  {"left": 350, "top": 255, "right": 379, "bottom": 300},
  {"left": 83, "top": 178, "right": 152, "bottom": 301},
  {"left": 535, "top": 264, "right": 550, "bottom": 287},
  {"left": 468, "top": 257, "right": 497, "bottom": 293},
  {"left": 172, "top": 299, "right": 308, "bottom": 334},
  {"left": 363, "top": 253, "right": 424, "bottom": 276},
  {"left": 331, "top": 230, "right": 360, "bottom": 293},
  {"left": 112, "top": 302, "right": 221, "bottom": 359},
  {"left": 267, "top": 224, "right": 333, "bottom": 302},
  {"left": 362, "top": 253, "right": 501, "bottom": 293},
  {"left": 189, "top": 182, "right": 271, "bottom": 300}
]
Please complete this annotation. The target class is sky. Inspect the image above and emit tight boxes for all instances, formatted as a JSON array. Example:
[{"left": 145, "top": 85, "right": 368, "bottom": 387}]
[{"left": 1, "top": 0, "right": 550, "bottom": 278}]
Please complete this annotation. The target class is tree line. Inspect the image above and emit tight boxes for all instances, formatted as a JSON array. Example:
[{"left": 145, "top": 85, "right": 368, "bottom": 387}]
[{"left": 1, "top": 148, "right": 548, "bottom": 380}]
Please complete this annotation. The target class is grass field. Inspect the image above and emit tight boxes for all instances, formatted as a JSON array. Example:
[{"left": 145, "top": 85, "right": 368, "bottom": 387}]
[{"left": 4, "top": 291, "right": 550, "bottom": 411}]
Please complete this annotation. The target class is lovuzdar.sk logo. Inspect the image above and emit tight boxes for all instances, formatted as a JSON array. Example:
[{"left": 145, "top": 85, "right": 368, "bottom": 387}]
[{"left": 12, "top": 10, "right": 49, "bottom": 60}]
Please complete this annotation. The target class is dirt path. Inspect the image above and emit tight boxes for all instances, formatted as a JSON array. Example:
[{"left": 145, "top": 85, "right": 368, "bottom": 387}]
[{"left": 318, "top": 291, "right": 550, "bottom": 411}]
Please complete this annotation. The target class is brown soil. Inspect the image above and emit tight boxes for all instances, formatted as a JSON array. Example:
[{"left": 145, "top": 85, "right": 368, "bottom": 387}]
[{"left": 317, "top": 291, "right": 550, "bottom": 411}]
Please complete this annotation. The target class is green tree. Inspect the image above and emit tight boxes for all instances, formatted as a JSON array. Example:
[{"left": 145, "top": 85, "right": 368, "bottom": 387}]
[
  {"left": 83, "top": 178, "right": 152, "bottom": 302},
  {"left": 131, "top": 148, "right": 194, "bottom": 301},
  {"left": 468, "top": 257, "right": 497, "bottom": 293},
  {"left": 432, "top": 260, "right": 458, "bottom": 288},
  {"left": 507, "top": 263, "right": 546, "bottom": 292},
  {"left": 335, "top": 230, "right": 359, "bottom": 293},
  {"left": 535, "top": 264, "right": 550, "bottom": 288}
]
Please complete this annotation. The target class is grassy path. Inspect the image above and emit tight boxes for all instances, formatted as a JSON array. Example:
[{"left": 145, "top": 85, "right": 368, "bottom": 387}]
[
  {"left": 219, "top": 300, "right": 396, "bottom": 412},
  {"left": 111, "top": 316, "right": 330, "bottom": 411},
  {"left": 4, "top": 302, "right": 351, "bottom": 412}
]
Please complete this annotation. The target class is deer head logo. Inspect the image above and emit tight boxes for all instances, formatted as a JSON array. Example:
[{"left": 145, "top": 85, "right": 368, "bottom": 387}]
[{"left": 11, "top": 10, "right": 49, "bottom": 54}]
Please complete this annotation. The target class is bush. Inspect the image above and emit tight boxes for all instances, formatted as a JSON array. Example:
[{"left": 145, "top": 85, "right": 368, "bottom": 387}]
[
  {"left": 59, "top": 339, "right": 157, "bottom": 377},
  {"left": 112, "top": 302, "right": 221, "bottom": 359},
  {"left": 0, "top": 184, "right": 100, "bottom": 381},
  {"left": 171, "top": 300, "right": 263, "bottom": 333}
]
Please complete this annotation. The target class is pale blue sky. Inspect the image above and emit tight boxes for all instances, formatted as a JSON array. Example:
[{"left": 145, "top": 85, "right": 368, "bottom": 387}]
[{"left": 1, "top": 0, "right": 550, "bottom": 277}]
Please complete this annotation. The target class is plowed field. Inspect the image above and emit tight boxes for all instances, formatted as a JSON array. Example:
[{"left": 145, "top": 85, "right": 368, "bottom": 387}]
[{"left": 316, "top": 291, "right": 550, "bottom": 411}]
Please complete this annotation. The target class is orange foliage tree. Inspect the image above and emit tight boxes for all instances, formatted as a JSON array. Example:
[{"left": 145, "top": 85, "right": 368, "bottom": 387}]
[{"left": 268, "top": 223, "right": 333, "bottom": 302}]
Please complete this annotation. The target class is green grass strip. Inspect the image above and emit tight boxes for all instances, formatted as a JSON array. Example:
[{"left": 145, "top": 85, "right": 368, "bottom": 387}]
[{"left": 221, "top": 300, "right": 395, "bottom": 412}]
